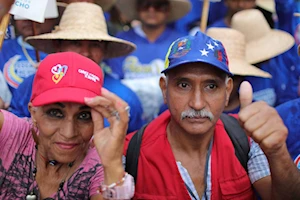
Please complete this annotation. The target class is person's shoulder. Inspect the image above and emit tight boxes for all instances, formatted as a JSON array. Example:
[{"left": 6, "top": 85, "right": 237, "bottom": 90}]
[
  {"left": 0, "top": 38, "right": 18, "bottom": 54},
  {"left": 276, "top": 98, "right": 300, "bottom": 113}
]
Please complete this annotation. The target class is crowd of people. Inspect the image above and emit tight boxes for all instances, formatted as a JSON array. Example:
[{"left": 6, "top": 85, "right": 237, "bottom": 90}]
[{"left": 0, "top": 0, "right": 299, "bottom": 199}]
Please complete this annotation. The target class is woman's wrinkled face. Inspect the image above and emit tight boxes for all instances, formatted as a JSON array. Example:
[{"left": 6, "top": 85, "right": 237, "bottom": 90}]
[{"left": 29, "top": 102, "right": 94, "bottom": 163}]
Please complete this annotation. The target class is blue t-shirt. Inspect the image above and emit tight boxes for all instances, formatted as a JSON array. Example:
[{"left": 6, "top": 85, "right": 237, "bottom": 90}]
[
  {"left": 0, "top": 37, "right": 47, "bottom": 96},
  {"left": 9, "top": 73, "right": 144, "bottom": 133},
  {"left": 105, "top": 26, "right": 184, "bottom": 79},
  {"left": 276, "top": 98, "right": 300, "bottom": 169}
]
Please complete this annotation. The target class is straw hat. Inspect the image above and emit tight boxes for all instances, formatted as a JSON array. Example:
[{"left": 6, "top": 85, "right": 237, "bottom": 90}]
[
  {"left": 116, "top": 0, "right": 191, "bottom": 22},
  {"left": 26, "top": 2, "right": 136, "bottom": 59},
  {"left": 256, "top": 0, "right": 275, "bottom": 13},
  {"left": 206, "top": 28, "right": 271, "bottom": 78},
  {"left": 57, "top": 0, "right": 116, "bottom": 11},
  {"left": 231, "top": 9, "right": 295, "bottom": 64}
]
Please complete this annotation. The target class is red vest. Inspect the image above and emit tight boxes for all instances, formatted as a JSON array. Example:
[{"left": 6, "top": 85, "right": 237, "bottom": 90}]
[{"left": 124, "top": 111, "right": 255, "bottom": 200}]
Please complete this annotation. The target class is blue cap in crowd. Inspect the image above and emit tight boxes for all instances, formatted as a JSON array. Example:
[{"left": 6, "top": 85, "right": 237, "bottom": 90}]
[{"left": 162, "top": 31, "right": 233, "bottom": 76}]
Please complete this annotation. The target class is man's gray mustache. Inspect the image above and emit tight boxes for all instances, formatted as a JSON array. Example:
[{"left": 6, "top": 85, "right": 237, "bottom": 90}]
[{"left": 181, "top": 109, "right": 214, "bottom": 121}]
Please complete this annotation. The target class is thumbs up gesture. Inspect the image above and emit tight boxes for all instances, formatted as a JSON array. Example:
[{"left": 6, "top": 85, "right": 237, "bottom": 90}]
[{"left": 238, "top": 81, "right": 288, "bottom": 157}]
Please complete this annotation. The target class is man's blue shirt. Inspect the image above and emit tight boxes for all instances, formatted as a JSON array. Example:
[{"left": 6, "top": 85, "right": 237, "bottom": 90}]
[
  {"left": 276, "top": 98, "right": 300, "bottom": 169},
  {"left": 105, "top": 26, "right": 184, "bottom": 79}
]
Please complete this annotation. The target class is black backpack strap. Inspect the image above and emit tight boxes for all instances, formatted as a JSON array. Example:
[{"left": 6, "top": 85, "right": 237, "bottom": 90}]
[
  {"left": 220, "top": 113, "right": 250, "bottom": 172},
  {"left": 125, "top": 123, "right": 148, "bottom": 183}
]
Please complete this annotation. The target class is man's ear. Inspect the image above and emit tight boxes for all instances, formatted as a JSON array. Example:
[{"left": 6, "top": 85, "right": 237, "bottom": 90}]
[
  {"left": 225, "top": 77, "right": 233, "bottom": 106},
  {"left": 159, "top": 76, "right": 168, "bottom": 104}
]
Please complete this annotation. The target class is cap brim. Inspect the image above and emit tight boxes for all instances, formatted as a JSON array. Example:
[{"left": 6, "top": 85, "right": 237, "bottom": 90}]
[
  {"left": 31, "top": 87, "right": 99, "bottom": 106},
  {"left": 161, "top": 59, "right": 233, "bottom": 77}
]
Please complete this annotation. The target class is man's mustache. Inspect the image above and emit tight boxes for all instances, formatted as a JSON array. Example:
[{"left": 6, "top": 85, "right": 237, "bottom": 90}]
[{"left": 181, "top": 109, "right": 214, "bottom": 121}]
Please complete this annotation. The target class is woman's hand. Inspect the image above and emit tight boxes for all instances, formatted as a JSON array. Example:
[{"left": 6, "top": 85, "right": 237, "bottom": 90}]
[{"left": 84, "top": 88, "right": 129, "bottom": 184}]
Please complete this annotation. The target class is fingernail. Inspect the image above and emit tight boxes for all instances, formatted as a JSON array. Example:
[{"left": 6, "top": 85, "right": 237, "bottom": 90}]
[
  {"left": 84, "top": 97, "right": 93, "bottom": 103},
  {"left": 101, "top": 88, "right": 109, "bottom": 94}
]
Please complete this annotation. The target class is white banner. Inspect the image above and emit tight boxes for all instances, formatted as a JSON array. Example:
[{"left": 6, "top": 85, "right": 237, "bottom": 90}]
[{"left": 9, "top": 0, "right": 49, "bottom": 23}]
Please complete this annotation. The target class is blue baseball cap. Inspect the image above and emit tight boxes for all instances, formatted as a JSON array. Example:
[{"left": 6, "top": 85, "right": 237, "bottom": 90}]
[{"left": 162, "top": 31, "right": 233, "bottom": 76}]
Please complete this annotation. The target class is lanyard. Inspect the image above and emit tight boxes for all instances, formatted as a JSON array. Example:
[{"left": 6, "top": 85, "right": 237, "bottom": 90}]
[{"left": 185, "top": 138, "right": 213, "bottom": 200}]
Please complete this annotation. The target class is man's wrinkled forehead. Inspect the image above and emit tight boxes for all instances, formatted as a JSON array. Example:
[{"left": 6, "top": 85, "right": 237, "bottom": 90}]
[{"left": 165, "top": 62, "right": 228, "bottom": 79}]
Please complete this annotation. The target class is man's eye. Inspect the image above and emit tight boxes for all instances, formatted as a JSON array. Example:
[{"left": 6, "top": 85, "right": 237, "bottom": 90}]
[
  {"left": 46, "top": 109, "right": 63, "bottom": 118},
  {"left": 206, "top": 84, "right": 217, "bottom": 90},
  {"left": 78, "top": 111, "right": 92, "bottom": 121},
  {"left": 178, "top": 83, "right": 189, "bottom": 88}
]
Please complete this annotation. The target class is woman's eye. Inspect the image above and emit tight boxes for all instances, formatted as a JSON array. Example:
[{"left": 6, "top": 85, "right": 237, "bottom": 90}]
[
  {"left": 46, "top": 109, "right": 63, "bottom": 118},
  {"left": 78, "top": 111, "right": 92, "bottom": 121}
]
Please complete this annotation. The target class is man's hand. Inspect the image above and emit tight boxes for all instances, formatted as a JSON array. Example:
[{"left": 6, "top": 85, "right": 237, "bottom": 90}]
[{"left": 238, "top": 81, "right": 288, "bottom": 157}]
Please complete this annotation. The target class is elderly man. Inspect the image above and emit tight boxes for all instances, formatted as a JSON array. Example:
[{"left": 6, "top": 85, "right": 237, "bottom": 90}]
[
  {"left": 124, "top": 32, "right": 300, "bottom": 199},
  {"left": 10, "top": 2, "right": 144, "bottom": 133}
]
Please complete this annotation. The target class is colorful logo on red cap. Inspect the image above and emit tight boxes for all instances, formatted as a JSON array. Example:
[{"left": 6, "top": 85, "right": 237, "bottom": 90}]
[{"left": 51, "top": 64, "right": 68, "bottom": 84}]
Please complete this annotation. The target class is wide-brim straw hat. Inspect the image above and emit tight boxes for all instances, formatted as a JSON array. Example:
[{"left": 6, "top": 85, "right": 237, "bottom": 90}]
[
  {"left": 26, "top": 2, "right": 136, "bottom": 59},
  {"left": 206, "top": 28, "right": 271, "bottom": 78},
  {"left": 231, "top": 9, "right": 295, "bottom": 64},
  {"left": 256, "top": 0, "right": 275, "bottom": 13},
  {"left": 116, "top": 0, "right": 191, "bottom": 22},
  {"left": 57, "top": 0, "right": 116, "bottom": 11}
]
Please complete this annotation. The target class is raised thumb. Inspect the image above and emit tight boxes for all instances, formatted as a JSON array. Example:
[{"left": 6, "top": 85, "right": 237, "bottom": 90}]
[{"left": 239, "top": 81, "right": 253, "bottom": 110}]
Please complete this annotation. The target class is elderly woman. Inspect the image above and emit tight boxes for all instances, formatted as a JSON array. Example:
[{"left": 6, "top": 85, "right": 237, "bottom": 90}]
[{"left": 0, "top": 52, "right": 134, "bottom": 199}]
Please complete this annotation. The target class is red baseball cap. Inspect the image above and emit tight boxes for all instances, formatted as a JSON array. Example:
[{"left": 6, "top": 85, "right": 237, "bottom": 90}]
[{"left": 31, "top": 52, "right": 104, "bottom": 106}]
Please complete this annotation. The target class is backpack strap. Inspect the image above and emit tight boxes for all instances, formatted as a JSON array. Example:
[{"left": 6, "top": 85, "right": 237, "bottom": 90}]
[
  {"left": 125, "top": 123, "right": 148, "bottom": 183},
  {"left": 220, "top": 113, "right": 250, "bottom": 172},
  {"left": 125, "top": 114, "right": 250, "bottom": 183}
]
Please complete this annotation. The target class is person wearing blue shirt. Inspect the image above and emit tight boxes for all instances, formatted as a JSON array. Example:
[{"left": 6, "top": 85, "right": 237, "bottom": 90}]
[
  {"left": 232, "top": 8, "right": 298, "bottom": 107},
  {"left": 12, "top": 2, "right": 144, "bottom": 133},
  {"left": 105, "top": 0, "right": 191, "bottom": 122},
  {"left": 276, "top": 98, "right": 300, "bottom": 169},
  {"left": 0, "top": 18, "right": 59, "bottom": 96}
]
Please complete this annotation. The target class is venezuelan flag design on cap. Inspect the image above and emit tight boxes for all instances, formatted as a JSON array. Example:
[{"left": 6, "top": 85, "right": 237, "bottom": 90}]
[{"left": 162, "top": 31, "right": 232, "bottom": 76}]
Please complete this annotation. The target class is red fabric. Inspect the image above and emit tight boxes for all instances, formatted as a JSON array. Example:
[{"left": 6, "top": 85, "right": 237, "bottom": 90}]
[{"left": 124, "top": 111, "right": 255, "bottom": 199}]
